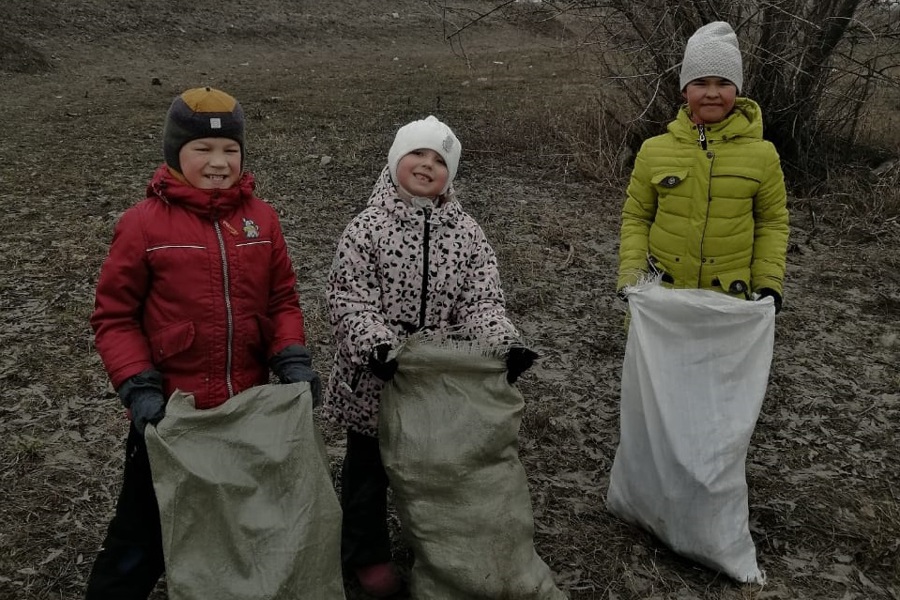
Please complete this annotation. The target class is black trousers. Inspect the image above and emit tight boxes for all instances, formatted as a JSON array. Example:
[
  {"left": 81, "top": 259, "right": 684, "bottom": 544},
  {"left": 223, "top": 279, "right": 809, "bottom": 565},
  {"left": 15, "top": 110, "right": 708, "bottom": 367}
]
[
  {"left": 341, "top": 429, "right": 393, "bottom": 568},
  {"left": 85, "top": 426, "right": 165, "bottom": 600}
]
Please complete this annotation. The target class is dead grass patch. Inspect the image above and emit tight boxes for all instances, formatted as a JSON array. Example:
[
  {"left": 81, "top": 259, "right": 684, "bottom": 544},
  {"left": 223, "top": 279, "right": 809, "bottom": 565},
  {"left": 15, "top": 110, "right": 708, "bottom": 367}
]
[{"left": 2, "top": 2, "right": 899, "bottom": 599}]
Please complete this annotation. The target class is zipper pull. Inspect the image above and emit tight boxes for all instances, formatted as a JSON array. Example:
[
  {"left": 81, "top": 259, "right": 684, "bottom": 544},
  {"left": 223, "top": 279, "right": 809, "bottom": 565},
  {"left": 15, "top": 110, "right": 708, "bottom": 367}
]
[{"left": 697, "top": 124, "right": 707, "bottom": 151}]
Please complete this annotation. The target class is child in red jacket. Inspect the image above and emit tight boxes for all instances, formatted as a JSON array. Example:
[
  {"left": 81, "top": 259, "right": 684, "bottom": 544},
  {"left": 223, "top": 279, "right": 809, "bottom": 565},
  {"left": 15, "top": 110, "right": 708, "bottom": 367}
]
[{"left": 85, "top": 86, "right": 319, "bottom": 599}]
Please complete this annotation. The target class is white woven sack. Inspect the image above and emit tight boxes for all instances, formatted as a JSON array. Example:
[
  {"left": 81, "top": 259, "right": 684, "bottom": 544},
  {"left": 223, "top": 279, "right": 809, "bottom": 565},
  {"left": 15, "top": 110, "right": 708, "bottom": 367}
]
[{"left": 607, "top": 281, "right": 774, "bottom": 584}]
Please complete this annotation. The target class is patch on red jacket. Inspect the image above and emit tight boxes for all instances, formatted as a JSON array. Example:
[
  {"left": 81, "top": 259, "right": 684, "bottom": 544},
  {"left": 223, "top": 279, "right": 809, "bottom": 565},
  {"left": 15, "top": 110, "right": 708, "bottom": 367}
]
[{"left": 242, "top": 218, "right": 260, "bottom": 238}]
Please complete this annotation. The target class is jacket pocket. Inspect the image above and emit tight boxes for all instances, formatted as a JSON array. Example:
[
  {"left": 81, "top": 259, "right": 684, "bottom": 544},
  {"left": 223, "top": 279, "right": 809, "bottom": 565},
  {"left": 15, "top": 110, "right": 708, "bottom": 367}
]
[
  {"left": 254, "top": 314, "right": 275, "bottom": 347},
  {"left": 712, "top": 168, "right": 761, "bottom": 199},
  {"left": 149, "top": 320, "right": 195, "bottom": 364},
  {"left": 647, "top": 254, "right": 675, "bottom": 285},
  {"left": 712, "top": 268, "right": 752, "bottom": 298},
  {"left": 241, "top": 314, "right": 272, "bottom": 364},
  {"left": 650, "top": 169, "right": 690, "bottom": 190}
]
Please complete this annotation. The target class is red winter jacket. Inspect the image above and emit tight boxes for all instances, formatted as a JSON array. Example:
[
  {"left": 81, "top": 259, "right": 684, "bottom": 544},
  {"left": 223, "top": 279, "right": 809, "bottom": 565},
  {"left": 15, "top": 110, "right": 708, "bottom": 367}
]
[{"left": 91, "top": 165, "right": 306, "bottom": 409}]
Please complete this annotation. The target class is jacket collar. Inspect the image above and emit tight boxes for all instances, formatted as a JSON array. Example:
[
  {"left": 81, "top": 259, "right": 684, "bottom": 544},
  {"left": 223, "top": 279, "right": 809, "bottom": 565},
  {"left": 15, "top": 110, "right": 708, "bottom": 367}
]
[
  {"left": 367, "top": 165, "right": 461, "bottom": 225},
  {"left": 147, "top": 164, "right": 255, "bottom": 218},
  {"left": 670, "top": 97, "right": 764, "bottom": 144}
]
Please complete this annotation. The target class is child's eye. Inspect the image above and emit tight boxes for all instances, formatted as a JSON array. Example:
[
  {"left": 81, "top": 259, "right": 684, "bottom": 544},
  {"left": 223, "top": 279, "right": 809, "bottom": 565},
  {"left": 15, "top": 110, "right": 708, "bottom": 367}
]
[{"left": 436, "top": 157, "right": 446, "bottom": 165}]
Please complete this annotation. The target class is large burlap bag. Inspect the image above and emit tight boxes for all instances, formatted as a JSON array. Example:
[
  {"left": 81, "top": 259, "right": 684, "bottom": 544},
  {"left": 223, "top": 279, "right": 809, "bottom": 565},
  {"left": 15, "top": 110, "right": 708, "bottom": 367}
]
[
  {"left": 145, "top": 383, "right": 345, "bottom": 600},
  {"left": 379, "top": 337, "right": 567, "bottom": 599},
  {"left": 607, "top": 282, "right": 774, "bottom": 583}
]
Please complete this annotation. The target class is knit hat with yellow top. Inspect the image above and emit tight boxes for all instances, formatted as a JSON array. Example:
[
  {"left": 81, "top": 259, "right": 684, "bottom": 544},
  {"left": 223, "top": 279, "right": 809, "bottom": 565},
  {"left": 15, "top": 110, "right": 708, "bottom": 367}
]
[{"left": 163, "top": 87, "right": 245, "bottom": 174}]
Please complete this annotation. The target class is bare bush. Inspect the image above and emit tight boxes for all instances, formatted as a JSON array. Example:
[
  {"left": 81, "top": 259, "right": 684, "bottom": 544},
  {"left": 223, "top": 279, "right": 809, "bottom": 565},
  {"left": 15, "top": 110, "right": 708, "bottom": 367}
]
[{"left": 455, "top": 1, "right": 900, "bottom": 191}]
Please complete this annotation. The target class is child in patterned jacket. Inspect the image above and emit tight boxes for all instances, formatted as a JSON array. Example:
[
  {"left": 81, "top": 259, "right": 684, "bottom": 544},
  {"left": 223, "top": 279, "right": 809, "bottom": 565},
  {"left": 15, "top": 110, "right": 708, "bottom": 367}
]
[{"left": 324, "top": 115, "right": 537, "bottom": 597}]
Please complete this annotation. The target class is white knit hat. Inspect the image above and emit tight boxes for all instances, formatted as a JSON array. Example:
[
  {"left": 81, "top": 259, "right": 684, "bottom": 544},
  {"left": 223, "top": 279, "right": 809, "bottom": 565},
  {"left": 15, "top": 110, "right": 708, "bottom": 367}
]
[
  {"left": 388, "top": 116, "right": 461, "bottom": 194},
  {"left": 679, "top": 21, "right": 743, "bottom": 93}
]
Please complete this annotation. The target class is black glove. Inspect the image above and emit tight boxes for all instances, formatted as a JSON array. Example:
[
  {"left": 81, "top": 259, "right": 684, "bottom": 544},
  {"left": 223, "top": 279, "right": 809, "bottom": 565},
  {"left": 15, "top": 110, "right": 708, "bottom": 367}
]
[
  {"left": 368, "top": 344, "right": 398, "bottom": 382},
  {"left": 270, "top": 345, "right": 322, "bottom": 406},
  {"left": 506, "top": 347, "right": 539, "bottom": 384},
  {"left": 130, "top": 391, "right": 166, "bottom": 436},
  {"left": 757, "top": 288, "right": 783, "bottom": 314},
  {"left": 118, "top": 370, "right": 166, "bottom": 436}
]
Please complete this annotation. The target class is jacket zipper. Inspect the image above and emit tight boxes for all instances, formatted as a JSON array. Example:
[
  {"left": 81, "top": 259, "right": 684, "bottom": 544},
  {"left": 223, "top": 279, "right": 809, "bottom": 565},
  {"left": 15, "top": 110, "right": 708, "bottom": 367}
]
[
  {"left": 214, "top": 221, "right": 235, "bottom": 397},
  {"left": 698, "top": 148, "right": 714, "bottom": 288},
  {"left": 418, "top": 207, "right": 432, "bottom": 331}
]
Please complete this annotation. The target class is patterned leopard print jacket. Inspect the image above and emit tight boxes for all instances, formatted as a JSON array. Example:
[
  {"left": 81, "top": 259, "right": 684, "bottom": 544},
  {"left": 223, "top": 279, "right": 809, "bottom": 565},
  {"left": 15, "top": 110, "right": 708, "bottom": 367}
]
[{"left": 323, "top": 166, "right": 520, "bottom": 436}]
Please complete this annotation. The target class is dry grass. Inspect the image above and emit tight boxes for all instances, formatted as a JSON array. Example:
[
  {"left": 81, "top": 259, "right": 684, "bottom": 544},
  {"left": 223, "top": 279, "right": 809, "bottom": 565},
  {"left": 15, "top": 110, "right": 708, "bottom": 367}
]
[{"left": 1, "top": 2, "right": 899, "bottom": 600}]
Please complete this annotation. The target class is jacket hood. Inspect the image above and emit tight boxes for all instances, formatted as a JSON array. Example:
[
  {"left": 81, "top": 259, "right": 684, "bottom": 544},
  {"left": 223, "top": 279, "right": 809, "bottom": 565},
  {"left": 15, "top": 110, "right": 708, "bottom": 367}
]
[
  {"left": 146, "top": 164, "right": 256, "bottom": 218},
  {"left": 670, "top": 97, "right": 764, "bottom": 144},
  {"left": 367, "top": 165, "right": 461, "bottom": 225}
]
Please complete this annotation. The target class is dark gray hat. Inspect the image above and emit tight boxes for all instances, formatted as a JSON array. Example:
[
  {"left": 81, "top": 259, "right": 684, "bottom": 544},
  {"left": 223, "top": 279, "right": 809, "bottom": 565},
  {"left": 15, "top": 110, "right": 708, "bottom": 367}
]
[{"left": 163, "top": 86, "right": 245, "bottom": 173}]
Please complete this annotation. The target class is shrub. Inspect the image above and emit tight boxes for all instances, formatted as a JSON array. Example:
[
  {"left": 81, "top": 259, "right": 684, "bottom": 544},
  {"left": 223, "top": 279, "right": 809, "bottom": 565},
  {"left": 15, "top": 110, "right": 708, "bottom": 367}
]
[{"left": 513, "top": 0, "right": 900, "bottom": 192}]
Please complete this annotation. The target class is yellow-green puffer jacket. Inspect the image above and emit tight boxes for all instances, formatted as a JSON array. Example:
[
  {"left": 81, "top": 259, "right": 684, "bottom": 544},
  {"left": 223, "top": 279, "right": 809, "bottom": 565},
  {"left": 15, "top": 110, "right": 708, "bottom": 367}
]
[{"left": 617, "top": 98, "right": 789, "bottom": 298}]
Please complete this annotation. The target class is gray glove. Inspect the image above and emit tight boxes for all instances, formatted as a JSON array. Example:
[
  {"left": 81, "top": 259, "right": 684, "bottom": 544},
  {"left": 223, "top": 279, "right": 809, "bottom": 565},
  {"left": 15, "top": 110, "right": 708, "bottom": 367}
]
[
  {"left": 118, "top": 370, "right": 166, "bottom": 436},
  {"left": 270, "top": 345, "right": 322, "bottom": 406},
  {"left": 130, "top": 390, "right": 166, "bottom": 436}
]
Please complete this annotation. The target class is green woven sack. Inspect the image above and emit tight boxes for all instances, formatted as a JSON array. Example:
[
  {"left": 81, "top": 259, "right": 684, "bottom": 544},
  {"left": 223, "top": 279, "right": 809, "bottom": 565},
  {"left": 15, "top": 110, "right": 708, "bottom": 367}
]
[
  {"left": 379, "top": 338, "right": 567, "bottom": 599},
  {"left": 145, "top": 383, "right": 345, "bottom": 600}
]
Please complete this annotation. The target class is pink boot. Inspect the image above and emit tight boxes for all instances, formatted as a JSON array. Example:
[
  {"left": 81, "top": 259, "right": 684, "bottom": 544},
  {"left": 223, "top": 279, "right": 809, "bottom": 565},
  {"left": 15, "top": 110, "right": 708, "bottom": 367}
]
[{"left": 355, "top": 562, "right": 402, "bottom": 598}]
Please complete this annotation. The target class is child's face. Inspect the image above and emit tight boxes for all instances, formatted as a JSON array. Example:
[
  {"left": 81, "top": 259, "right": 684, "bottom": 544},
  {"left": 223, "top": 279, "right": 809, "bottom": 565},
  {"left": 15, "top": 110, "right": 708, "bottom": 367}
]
[
  {"left": 683, "top": 77, "right": 737, "bottom": 124},
  {"left": 396, "top": 149, "right": 449, "bottom": 198},
  {"left": 178, "top": 137, "right": 242, "bottom": 189}
]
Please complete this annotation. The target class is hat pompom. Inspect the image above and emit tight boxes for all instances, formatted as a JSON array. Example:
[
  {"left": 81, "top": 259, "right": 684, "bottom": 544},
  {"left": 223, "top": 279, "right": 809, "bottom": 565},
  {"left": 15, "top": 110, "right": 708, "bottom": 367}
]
[
  {"left": 163, "top": 87, "right": 245, "bottom": 174},
  {"left": 388, "top": 116, "right": 461, "bottom": 194},
  {"left": 679, "top": 21, "right": 743, "bottom": 93}
]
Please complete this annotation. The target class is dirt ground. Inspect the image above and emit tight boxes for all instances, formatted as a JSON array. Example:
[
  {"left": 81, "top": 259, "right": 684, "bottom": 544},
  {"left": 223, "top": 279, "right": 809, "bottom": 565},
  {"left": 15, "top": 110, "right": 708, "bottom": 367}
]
[{"left": 1, "top": 1, "right": 898, "bottom": 599}]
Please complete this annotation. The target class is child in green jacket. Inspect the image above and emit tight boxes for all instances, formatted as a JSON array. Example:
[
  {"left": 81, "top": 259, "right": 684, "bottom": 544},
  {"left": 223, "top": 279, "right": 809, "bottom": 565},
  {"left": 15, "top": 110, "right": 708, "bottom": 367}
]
[{"left": 617, "top": 21, "right": 789, "bottom": 312}]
